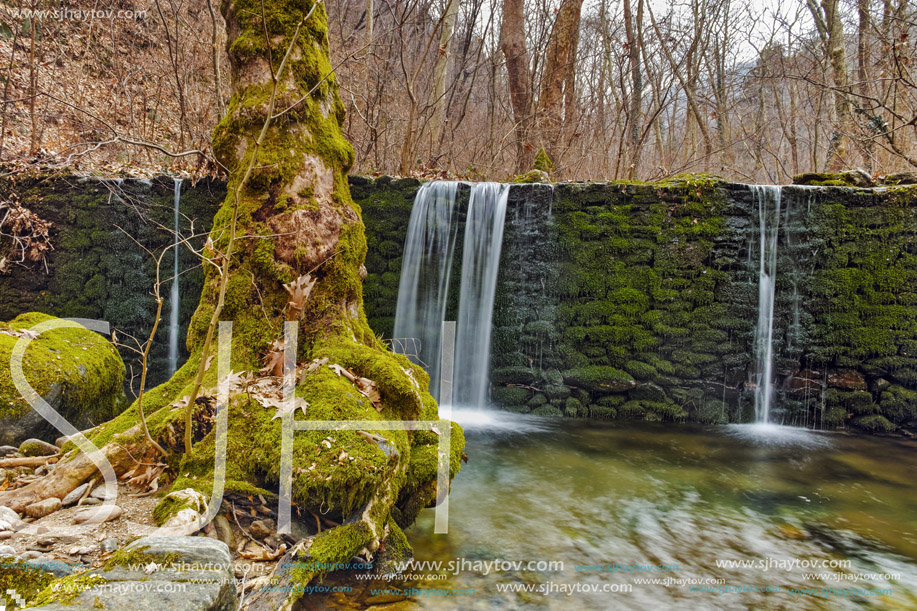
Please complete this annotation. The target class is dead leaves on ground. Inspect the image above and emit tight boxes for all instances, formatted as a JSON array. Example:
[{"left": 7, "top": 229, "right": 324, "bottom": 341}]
[{"left": 121, "top": 462, "right": 168, "bottom": 497}]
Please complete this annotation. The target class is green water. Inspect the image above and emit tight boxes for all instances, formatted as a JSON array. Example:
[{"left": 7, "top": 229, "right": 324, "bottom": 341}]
[{"left": 405, "top": 414, "right": 917, "bottom": 610}]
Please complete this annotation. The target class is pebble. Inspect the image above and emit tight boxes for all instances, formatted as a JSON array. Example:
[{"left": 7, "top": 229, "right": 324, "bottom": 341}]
[
  {"left": 68, "top": 545, "right": 98, "bottom": 556},
  {"left": 0, "top": 544, "right": 16, "bottom": 557},
  {"left": 100, "top": 537, "right": 120, "bottom": 553},
  {"left": 24, "top": 498, "right": 62, "bottom": 519},
  {"left": 0, "top": 532, "right": 12, "bottom": 540},
  {"left": 73, "top": 504, "right": 122, "bottom": 525},
  {"left": 90, "top": 485, "right": 117, "bottom": 501},
  {"left": 81, "top": 497, "right": 101, "bottom": 506},
  {"left": 0, "top": 446, "right": 18, "bottom": 456},
  {"left": 62, "top": 483, "right": 89, "bottom": 507},
  {"left": 21, "top": 551, "right": 41, "bottom": 560},
  {"left": 249, "top": 519, "right": 275, "bottom": 540}
]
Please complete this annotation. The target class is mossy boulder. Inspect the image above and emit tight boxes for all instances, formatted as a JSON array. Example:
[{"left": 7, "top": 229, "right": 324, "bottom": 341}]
[
  {"left": 531, "top": 405, "right": 563, "bottom": 418},
  {"left": 562, "top": 366, "right": 636, "bottom": 393},
  {"left": 491, "top": 386, "right": 532, "bottom": 406},
  {"left": 491, "top": 366, "right": 536, "bottom": 386},
  {"left": 0, "top": 313, "right": 127, "bottom": 445}
]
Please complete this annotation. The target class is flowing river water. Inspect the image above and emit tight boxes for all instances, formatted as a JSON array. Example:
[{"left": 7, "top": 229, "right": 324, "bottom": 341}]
[{"left": 397, "top": 413, "right": 917, "bottom": 610}]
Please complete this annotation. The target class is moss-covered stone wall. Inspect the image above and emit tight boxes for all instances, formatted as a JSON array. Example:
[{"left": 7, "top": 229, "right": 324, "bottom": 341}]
[
  {"left": 4, "top": 174, "right": 915, "bottom": 434},
  {"left": 352, "top": 176, "right": 917, "bottom": 435},
  {"left": 0, "top": 175, "right": 223, "bottom": 391}
]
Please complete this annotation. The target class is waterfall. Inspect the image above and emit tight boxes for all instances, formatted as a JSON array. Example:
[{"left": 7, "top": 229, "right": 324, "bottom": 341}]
[
  {"left": 453, "top": 183, "right": 509, "bottom": 407},
  {"left": 751, "top": 185, "right": 782, "bottom": 424},
  {"left": 393, "top": 182, "right": 462, "bottom": 400},
  {"left": 393, "top": 182, "right": 509, "bottom": 407},
  {"left": 167, "top": 178, "right": 182, "bottom": 376}
]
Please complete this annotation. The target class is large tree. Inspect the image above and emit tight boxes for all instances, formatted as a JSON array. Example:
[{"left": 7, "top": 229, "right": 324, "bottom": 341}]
[{"left": 1, "top": 0, "right": 463, "bottom": 606}]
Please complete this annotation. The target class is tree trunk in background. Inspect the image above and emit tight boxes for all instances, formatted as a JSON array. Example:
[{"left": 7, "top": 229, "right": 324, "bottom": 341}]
[
  {"left": 622, "top": 0, "right": 643, "bottom": 179},
  {"left": 429, "top": 0, "right": 460, "bottom": 151},
  {"left": 808, "top": 0, "right": 852, "bottom": 170},
  {"left": 538, "top": 0, "right": 584, "bottom": 172},
  {"left": 501, "top": 0, "right": 534, "bottom": 172}
]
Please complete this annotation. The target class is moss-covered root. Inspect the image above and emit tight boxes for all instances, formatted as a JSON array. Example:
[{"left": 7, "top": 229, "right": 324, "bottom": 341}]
[{"left": 244, "top": 453, "right": 408, "bottom": 611}]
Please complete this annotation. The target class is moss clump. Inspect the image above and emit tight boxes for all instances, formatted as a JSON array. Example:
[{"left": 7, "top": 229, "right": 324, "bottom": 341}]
[
  {"left": 491, "top": 366, "right": 536, "bottom": 385},
  {"left": 533, "top": 148, "right": 554, "bottom": 173},
  {"left": 531, "top": 405, "right": 563, "bottom": 418},
  {"left": 29, "top": 572, "right": 108, "bottom": 607},
  {"left": 0, "top": 559, "right": 57, "bottom": 604},
  {"left": 492, "top": 386, "right": 532, "bottom": 406},
  {"left": 851, "top": 414, "right": 896, "bottom": 433},
  {"left": 564, "top": 397, "right": 583, "bottom": 417},
  {"left": 103, "top": 546, "right": 181, "bottom": 570}
]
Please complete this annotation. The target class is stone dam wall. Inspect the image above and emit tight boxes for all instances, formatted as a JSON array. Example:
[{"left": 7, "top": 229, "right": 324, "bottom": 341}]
[{"left": 2, "top": 174, "right": 916, "bottom": 434}]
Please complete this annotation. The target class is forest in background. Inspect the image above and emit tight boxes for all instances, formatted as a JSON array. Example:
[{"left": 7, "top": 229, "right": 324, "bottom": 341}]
[{"left": 0, "top": 0, "right": 915, "bottom": 182}]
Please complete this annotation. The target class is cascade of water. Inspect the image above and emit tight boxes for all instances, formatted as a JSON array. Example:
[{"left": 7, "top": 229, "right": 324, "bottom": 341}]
[
  {"left": 393, "top": 182, "right": 510, "bottom": 407},
  {"left": 453, "top": 183, "right": 509, "bottom": 407},
  {"left": 167, "top": 178, "right": 182, "bottom": 375},
  {"left": 751, "top": 185, "right": 782, "bottom": 424},
  {"left": 392, "top": 182, "right": 462, "bottom": 400}
]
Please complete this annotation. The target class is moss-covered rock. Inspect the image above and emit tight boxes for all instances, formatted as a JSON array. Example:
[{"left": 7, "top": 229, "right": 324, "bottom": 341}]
[
  {"left": 491, "top": 386, "right": 532, "bottom": 406},
  {"left": 562, "top": 366, "right": 636, "bottom": 393},
  {"left": 0, "top": 313, "right": 126, "bottom": 445}
]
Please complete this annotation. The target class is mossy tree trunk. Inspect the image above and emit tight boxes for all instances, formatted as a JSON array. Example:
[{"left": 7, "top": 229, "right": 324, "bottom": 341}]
[{"left": 0, "top": 0, "right": 462, "bottom": 605}]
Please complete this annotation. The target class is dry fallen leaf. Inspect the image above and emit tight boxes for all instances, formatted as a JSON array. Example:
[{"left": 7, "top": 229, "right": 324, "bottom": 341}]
[{"left": 284, "top": 274, "right": 317, "bottom": 319}]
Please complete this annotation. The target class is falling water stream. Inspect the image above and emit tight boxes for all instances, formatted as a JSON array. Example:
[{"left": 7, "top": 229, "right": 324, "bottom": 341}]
[
  {"left": 751, "top": 185, "right": 782, "bottom": 424},
  {"left": 167, "top": 178, "right": 182, "bottom": 375},
  {"left": 393, "top": 182, "right": 509, "bottom": 407}
]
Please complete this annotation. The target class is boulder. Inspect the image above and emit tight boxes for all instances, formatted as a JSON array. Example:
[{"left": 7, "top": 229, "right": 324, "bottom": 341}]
[
  {"left": 30, "top": 536, "right": 237, "bottom": 610},
  {"left": 18, "top": 438, "right": 59, "bottom": 457},
  {"left": 0, "top": 313, "right": 128, "bottom": 446}
]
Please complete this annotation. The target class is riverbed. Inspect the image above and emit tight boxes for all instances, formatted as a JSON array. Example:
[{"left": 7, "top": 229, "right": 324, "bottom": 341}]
[{"left": 404, "top": 412, "right": 917, "bottom": 610}]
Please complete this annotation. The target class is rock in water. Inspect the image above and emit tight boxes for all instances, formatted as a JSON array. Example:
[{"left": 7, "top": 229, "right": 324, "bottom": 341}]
[
  {"left": 18, "top": 438, "right": 59, "bottom": 457},
  {"left": 29, "top": 536, "right": 237, "bottom": 610},
  {"left": 24, "top": 498, "right": 62, "bottom": 519}
]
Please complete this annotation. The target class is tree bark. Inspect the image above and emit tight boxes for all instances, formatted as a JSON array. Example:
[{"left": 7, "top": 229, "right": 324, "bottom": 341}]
[
  {"left": 501, "top": 0, "right": 534, "bottom": 172},
  {"left": 429, "top": 0, "right": 460, "bottom": 149},
  {"left": 537, "top": 0, "right": 584, "bottom": 171}
]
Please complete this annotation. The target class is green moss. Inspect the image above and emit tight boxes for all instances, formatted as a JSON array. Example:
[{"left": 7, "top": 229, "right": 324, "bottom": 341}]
[
  {"left": 851, "top": 414, "right": 896, "bottom": 433},
  {"left": 0, "top": 313, "right": 125, "bottom": 426},
  {"left": 562, "top": 366, "right": 635, "bottom": 392},
  {"left": 103, "top": 546, "right": 180, "bottom": 570},
  {"left": 0, "top": 559, "right": 57, "bottom": 604},
  {"left": 29, "top": 572, "right": 108, "bottom": 607},
  {"left": 492, "top": 386, "right": 532, "bottom": 406},
  {"left": 533, "top": 148, "right": 554, "bottom": 173},
  {"left": 531, "top": 405, "right": 563, "bottom": 418}
]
